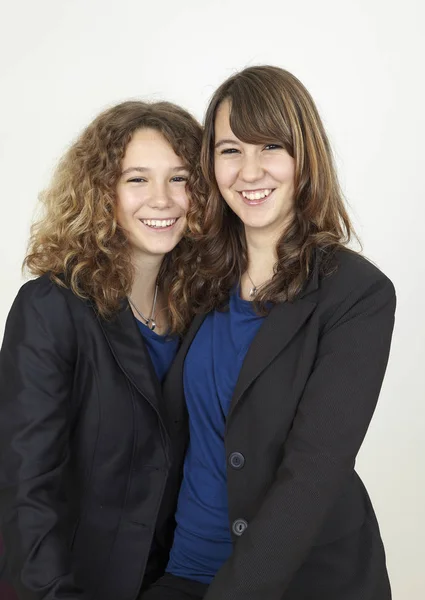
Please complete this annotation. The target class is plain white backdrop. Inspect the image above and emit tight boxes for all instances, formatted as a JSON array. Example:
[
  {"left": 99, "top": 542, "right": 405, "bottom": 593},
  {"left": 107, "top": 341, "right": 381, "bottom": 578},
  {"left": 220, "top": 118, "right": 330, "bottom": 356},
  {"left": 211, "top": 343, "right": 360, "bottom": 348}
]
[{"left": 0, "top": 0, "right": 424, "bottom": 597}]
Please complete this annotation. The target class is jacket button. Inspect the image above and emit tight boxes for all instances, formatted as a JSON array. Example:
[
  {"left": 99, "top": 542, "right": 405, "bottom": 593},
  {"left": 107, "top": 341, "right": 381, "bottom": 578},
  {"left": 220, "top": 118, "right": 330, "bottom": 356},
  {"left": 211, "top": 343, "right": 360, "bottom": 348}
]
[
  {"left": 228, "top": 451, "right": 245, "bottom": 470},
  {"left": 232, "top": 518, "right": 248, "bottom": 536}
]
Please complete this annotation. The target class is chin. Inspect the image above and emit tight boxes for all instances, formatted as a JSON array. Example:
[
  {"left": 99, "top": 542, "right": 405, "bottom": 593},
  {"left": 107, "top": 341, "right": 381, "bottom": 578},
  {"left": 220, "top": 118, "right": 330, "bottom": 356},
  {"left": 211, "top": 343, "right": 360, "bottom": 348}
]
[
  {"left": 131, "top": 230, "right": 185, "bottom": 255},
  {"left": 239, "top": 214, "right": 273, "bottom": 229},
  {"left": 148, "top": 242, "right": 181, "bottom": 256},
  {"left": 156, "top": 236, "right": 186, "bottom": 253}
]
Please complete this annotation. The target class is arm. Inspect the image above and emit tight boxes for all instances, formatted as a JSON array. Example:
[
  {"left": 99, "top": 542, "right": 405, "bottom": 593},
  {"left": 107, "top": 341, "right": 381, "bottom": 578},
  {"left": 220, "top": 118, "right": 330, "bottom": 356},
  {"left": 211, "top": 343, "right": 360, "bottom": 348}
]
[
  {"left": 0, "top": 279, "right": 88, "bottom": 600},
  {"left": 204, "top": 275, "right": 396, "bottom": 600}
]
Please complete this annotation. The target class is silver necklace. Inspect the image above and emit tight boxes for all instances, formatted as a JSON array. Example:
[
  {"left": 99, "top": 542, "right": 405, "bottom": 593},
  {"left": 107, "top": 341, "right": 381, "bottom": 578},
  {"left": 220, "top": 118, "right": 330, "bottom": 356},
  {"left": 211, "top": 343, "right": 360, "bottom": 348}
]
[
  {"left": 246, "top": 271, "right": 258, "bottom": 298},
  {"left": 128, "top": 284, "right": 159, "bottom": 331}
]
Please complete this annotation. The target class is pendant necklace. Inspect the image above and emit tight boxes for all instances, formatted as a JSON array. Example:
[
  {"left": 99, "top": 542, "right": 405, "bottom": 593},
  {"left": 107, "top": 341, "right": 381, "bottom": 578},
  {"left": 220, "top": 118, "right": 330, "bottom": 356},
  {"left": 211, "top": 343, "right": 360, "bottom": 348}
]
[
  {"left": 246, "top": 271, "right": 258, "bottom": 298},
  {"left": 128, "top": 284, "right": 159, "bottom": 332}
]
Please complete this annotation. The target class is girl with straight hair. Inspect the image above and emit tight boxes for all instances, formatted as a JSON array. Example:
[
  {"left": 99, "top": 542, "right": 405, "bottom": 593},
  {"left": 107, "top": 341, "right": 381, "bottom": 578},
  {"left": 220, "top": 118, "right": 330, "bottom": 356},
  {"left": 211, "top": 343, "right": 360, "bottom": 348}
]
[
  {"left": 0, "top": 100, "right": 202, "bottom": 600},
  {"left": 142, "top": 66, "right": 395, "bottom": 600}
]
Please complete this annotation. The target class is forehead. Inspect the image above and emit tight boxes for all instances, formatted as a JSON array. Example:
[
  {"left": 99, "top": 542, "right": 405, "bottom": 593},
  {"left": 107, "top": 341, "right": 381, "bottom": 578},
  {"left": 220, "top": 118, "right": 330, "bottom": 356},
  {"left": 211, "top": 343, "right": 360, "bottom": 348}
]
[{"left": 122, "top": 128, "right": 184, "bottom": 166}]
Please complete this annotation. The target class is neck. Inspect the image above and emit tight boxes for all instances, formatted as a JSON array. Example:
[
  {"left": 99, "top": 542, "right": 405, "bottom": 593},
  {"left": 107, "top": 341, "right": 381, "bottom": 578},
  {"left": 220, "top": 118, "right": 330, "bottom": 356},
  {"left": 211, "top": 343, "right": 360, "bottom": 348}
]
[
  {"left": 129, "top": 251, "right": 163, "bottom": 317},
  {"left": 244, "top": 226, "right": 278, "bottom": 284}
]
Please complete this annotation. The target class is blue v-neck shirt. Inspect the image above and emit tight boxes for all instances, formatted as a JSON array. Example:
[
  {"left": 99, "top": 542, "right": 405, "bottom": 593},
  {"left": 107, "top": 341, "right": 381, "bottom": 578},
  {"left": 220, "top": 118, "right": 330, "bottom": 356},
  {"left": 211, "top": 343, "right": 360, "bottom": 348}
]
[
  {"left": 167, "top": 291, "right": 265, "bottom": 583},
  {"left": 136, "top": 320, "right": 179, "bottom": 383}
]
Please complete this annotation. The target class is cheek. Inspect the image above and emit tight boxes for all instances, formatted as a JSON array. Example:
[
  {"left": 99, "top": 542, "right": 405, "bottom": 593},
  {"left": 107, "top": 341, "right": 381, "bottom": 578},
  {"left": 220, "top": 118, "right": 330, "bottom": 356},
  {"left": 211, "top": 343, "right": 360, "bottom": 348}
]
[
  {"left": 270, "top": 156, "right": 296, "bottom": 185},
  {"left": 214, "top": 159, "right": 237, "bottom": 190},
  {"left": 175, "top": 188, "right": 189, "bottom": 213},
  {"left": 116, "top": 189, "right": 136, "bottom": 218}
]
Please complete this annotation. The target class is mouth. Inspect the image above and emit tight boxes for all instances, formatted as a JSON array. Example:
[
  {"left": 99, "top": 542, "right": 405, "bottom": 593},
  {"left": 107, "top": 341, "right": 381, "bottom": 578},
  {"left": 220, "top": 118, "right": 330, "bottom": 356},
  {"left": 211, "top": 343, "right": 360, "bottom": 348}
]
[
  {"left": 139, "top": 217, "right": 180, "bottom": 230},
  {"left": 238, "top": 188, "right": 275, "bottom": 205}
]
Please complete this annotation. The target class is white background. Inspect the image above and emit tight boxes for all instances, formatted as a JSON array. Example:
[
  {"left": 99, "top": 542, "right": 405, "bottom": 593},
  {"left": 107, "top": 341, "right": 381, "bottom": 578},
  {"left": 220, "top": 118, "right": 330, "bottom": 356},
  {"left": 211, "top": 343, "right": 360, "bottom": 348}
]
[{"left": 0, "top": 0, "right": 424, "bottom": 597}]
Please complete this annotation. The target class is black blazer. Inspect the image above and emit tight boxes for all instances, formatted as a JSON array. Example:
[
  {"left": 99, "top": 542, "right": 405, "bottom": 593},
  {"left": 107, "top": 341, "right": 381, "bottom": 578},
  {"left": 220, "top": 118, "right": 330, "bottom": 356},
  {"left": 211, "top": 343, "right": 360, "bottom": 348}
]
[
  {"left": 160, "top": 249, "right": 396, "bottom": 600},
  {"left": 0, "top": 275, "right": 185, "bottom": 600}
]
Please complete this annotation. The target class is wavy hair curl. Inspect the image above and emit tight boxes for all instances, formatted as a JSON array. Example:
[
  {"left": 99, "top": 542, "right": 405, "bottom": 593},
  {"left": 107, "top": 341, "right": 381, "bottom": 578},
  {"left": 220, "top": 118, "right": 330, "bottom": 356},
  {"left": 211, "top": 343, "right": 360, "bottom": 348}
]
[{"left": 24, "top": 101, "right": 203, "bottom": 332}]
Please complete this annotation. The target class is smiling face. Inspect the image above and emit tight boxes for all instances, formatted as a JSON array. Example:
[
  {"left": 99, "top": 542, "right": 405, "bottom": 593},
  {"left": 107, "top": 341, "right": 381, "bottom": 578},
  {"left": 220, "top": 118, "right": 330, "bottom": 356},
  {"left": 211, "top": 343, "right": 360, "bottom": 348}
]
[
  {"left": 116, "top": 128, "right": 189, "bottom": 261},
  {"left": 214, "top": 100, "right": 295, "bottom": 239}
]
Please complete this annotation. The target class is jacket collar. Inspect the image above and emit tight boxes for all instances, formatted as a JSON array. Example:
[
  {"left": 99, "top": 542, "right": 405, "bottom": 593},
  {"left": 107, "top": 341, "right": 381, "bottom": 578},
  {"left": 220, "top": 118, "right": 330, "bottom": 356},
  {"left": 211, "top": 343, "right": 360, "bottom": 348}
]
[
  {"left": 228, "top": 295, "right": 316, "bottom": 419},
  {"left": 96, "top": 300, "right": 163, "bottom": 417}
]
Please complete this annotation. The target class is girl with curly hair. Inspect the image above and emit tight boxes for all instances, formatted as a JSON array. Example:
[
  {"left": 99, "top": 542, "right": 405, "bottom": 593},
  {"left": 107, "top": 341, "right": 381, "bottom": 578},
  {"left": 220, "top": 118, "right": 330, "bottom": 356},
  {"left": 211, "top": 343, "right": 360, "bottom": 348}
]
[
  {"left": 0, "top": 100, "right": 202, "bottom": 600},
  {"left": 141, "top": 66, "right": 396, "bottom": 599}
]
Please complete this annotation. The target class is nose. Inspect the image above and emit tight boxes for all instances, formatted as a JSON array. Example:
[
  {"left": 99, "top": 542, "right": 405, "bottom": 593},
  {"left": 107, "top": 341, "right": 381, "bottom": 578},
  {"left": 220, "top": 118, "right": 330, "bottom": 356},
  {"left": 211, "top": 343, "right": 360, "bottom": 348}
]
[
  {"left": 148, "top": 181, "right": 173, "bottom": 209},
  {"left": 239, "top": 153, "right": 264, "bottom": 183}
]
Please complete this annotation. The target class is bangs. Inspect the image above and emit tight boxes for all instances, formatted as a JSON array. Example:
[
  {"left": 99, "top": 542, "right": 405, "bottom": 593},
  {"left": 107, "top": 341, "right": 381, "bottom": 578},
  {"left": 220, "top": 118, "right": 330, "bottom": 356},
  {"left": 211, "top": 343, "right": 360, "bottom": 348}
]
[{"left": 225, "top": 77, "right": 293, "bottom": 152}]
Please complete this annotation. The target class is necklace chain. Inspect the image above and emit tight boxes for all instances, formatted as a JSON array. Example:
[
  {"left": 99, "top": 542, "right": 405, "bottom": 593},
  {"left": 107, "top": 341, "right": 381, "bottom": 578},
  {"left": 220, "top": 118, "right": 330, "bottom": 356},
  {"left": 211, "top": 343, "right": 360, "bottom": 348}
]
[
  {"left": 246, "top": 271, "right": 258, "bottom": 298},
  {"left": 128, "top": 284, "right": 159, "bottom": 331}
]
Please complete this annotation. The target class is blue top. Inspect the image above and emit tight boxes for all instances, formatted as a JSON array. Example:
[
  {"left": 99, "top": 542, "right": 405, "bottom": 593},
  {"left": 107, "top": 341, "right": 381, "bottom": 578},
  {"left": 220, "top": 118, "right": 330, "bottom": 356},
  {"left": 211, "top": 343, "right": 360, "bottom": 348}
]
[
  {"left": 136, "top": 320, "right": 179, "bottom": 382},
  {"left": 166, "top": 290, "right": 265, "bottom": 583}
]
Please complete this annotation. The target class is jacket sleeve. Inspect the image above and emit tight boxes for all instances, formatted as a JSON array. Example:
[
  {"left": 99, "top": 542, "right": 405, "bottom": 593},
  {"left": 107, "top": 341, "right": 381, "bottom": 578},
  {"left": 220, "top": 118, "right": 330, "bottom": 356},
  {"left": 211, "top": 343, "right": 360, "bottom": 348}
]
[
  {"left": 0, "top": 280, "right": 88, "bottom": 600},
  {"left": 204, "top": 274, "right": 396, "bottom": 600}
]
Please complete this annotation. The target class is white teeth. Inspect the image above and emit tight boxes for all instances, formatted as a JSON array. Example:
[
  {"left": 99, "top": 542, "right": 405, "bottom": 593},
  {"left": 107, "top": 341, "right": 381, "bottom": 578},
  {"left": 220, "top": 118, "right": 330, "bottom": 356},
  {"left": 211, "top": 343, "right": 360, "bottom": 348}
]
[
  {"left": 141, "top": 218, "right": 177, "bottom": 228},
  {"left": 241, "top": 189, "right": 272, "bottom": 201}
]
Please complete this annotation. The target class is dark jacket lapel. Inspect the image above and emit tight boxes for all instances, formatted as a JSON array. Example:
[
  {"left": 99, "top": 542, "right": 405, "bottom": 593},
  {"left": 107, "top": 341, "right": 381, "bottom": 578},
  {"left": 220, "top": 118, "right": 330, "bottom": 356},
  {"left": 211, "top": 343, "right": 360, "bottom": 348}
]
[
  {"left": 228, "top": 297, "right": 317, "bottom": 419},
  {"left": 96, "top": 301, "right": 163, "bottom": 415},
  {"left": 228, "top": 259, "right": 320, "bottom": 419}
]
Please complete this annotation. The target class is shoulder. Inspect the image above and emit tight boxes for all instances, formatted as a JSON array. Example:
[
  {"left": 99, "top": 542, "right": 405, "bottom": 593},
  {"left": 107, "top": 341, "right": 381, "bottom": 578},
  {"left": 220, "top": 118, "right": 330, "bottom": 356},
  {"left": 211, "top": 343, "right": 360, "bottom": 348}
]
[
  {"left": 6, "top": 274, "right": 84, "bottom": 346},
  {"left": 1, "top": 277, "right": 79, "bottom": 382},
  {"left": 14, "top": 273, "right": 74, "bottom": 315},
  {"left": 17, "top": 272, "right": 65, "bottom": 298},
  {"left": 311, "top": 249, "right": 396, "bottom": 329},
  {"left": 319, "top": 248, "right": 395, "bottom": 300},
  {"left": 14, "top": 273, "right": 92, "bottom": 312}
]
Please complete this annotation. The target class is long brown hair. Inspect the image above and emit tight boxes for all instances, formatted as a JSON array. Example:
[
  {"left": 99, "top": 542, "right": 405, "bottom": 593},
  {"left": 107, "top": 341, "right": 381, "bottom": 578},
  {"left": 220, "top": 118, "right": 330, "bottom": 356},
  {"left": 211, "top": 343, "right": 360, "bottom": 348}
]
[
  {"left": 186, "top": 65, "right": 356, "bottom": 313},
  {"left": 24, "top": 101, "right": 203, "bottom": 332}
]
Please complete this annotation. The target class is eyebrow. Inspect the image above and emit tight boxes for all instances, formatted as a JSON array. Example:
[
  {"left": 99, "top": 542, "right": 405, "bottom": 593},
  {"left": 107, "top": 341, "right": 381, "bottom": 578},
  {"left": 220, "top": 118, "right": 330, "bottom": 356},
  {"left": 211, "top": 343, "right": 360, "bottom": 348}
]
[
  {"left": 214, "top": 138, "right": 240, "bottom": 149},
  {"left": 121, "top": 166, "right": 189, "bottom": 176}
]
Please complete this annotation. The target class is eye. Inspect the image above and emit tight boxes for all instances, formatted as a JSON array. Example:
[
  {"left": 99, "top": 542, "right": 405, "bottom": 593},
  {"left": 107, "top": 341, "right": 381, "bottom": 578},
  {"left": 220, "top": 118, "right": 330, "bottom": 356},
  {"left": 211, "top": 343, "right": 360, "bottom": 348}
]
[
  {"left": 220, "top": 147, "right": 240, "bottom": 155},
  {"left": 171, "top": 176, "right": 188, "bottom": 183},
  {"left": 127, "top": 177, "right": 147, "bottom": 183},
  {"left": 264, "top": 143, "right": 283, "bottom": 150}
]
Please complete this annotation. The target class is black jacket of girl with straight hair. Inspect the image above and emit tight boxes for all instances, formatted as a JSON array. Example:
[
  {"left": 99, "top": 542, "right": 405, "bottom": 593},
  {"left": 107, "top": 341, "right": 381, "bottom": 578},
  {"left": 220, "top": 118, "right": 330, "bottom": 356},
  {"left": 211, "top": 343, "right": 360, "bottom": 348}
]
[{"left": 154, "top": 66, "right": 396, "bottom": 600}]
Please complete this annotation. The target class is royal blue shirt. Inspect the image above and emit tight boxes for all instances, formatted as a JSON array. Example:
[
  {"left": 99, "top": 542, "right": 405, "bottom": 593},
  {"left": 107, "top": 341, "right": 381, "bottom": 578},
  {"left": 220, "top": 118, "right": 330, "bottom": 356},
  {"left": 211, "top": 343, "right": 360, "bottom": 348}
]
[
  {"left": 136, "top": 320, "right": 179, "bottom": 383},
  {"left": 166, "top": 291, "right": 265, "bottom": 583}
]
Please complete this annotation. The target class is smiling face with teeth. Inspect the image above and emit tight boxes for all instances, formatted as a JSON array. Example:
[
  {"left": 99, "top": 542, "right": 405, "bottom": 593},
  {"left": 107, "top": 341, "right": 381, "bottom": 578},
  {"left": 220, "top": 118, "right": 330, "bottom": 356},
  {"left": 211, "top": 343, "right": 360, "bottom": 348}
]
[
  {"left": 214, "top": 100, "right": 295, "bottom": 238},
  {"left": 116, "top": 128, "right": 189, "bottom": 262}
]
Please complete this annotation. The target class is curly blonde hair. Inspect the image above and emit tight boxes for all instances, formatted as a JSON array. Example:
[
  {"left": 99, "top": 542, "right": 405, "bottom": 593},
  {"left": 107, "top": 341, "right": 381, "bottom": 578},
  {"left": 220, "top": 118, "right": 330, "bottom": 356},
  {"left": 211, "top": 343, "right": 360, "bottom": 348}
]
[{"left": 24, "top": 100, "right": 203, "bottom": 333}]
